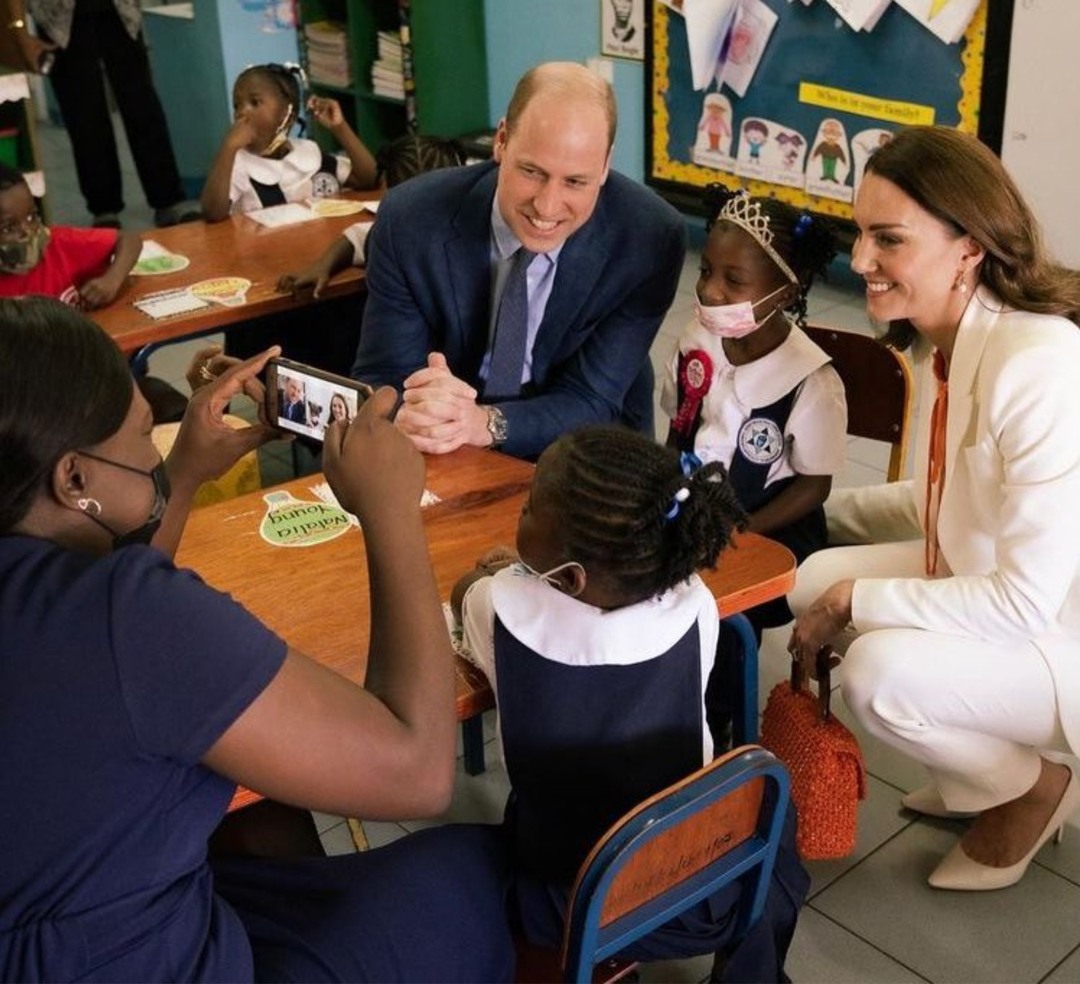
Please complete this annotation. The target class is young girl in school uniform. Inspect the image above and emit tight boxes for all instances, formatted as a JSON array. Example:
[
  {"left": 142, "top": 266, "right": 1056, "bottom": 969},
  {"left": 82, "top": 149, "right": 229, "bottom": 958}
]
[
  {"left": 662, "top": 187, "right": 845, "bottom": 635},
  {"left": 200, "top": 63, "right": 378, "bottom": 222},
  {"left": 452, "top": 426, "right": 808, "bottom": 983}
]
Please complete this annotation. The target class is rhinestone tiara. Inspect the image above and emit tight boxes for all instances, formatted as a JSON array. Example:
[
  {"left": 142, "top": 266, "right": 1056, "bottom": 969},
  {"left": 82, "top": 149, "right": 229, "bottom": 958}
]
[{"left": 717, "top": 191, "right": 799, "bottom": 285}]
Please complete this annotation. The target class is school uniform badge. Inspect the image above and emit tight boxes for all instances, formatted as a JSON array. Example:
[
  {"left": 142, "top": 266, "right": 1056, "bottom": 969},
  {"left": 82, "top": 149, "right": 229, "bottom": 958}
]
[{"left": 738, "top": 417, "right": 784, "bottom": 464}]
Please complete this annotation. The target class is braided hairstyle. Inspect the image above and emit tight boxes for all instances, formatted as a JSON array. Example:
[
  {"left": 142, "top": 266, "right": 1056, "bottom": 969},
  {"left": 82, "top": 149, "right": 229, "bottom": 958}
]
[
  {"left": 543, "top": 425, "right": 748, "bottom": 606},
  {"left": 236, "top": 63, "right": 306, "bottom": 134},
  {"left": 703, "top": 184, "right": 838, "bottom": 327},
  {"left": 375, "top": 134, "right": 467, "bottom": 188}
]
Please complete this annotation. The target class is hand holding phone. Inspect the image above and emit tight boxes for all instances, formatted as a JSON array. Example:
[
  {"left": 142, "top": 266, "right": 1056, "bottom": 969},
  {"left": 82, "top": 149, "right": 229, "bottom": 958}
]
[{"left": 265, "top": 357, "right": 373, "bottom": 442}]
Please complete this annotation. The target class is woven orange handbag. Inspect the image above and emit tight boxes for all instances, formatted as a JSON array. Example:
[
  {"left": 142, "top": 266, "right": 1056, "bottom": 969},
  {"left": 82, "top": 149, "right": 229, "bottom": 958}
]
[{"left": 760, "top": 647, "right": 866, "bottom": 860}]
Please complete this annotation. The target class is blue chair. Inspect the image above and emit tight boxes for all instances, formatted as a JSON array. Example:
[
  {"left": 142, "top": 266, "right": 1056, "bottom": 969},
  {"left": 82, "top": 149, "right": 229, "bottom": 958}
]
[{"left": 516, "top": 745, "right": 791, "bottom": 983}]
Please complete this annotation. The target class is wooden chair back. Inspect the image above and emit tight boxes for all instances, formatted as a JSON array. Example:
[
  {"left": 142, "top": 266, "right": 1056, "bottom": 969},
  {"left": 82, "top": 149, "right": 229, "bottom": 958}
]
[
  {"left": 515, "top": 746, "right": 790, "bottom": 983},
  {"left": 804, "top": 324, "right": 913, "bottom": 482}
]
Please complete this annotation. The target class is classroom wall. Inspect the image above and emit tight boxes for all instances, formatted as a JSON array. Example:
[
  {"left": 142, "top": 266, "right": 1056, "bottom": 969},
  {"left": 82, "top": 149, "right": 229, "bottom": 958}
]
[{"left": 482, "top": 0, "right": 646, "bottom": 183}]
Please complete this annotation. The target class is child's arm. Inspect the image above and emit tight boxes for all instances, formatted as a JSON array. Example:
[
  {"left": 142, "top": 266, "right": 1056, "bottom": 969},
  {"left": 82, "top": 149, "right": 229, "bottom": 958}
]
[
  {"left": 746, "top": 474, "right": 832, "bottom": 537},
  {"left": 201, "top": 117, "right": 259, "bottom": 222},
  {"left": 449, "top": 546, "right": 518, "bottom": 625},
  {"left": 277, "top": 235, "right": 354, "bottom": 299},
  {"left": 308, "top": 96, "right": 378, "bottom": 190},
  {"left": 77, "top": 230, "right": 141, "bottom": 310}
]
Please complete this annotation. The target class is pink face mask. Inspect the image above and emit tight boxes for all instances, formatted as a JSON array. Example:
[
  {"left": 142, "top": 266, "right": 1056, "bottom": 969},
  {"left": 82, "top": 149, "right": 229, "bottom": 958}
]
[{"left": 694, "top": 284, "right": 789, "bottom": 338}]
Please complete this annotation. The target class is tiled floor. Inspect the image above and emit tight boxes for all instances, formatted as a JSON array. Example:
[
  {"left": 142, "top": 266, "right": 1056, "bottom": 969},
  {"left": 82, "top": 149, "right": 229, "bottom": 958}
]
[{"left": 37, "top": 115, "right": 1080, "bottom": 983}]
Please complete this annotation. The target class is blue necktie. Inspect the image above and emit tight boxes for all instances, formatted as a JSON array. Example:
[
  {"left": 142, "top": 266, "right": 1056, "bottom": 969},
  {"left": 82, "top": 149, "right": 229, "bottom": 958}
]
[{"left": 484, "top": 247, "right": 535, "bottom": 400}]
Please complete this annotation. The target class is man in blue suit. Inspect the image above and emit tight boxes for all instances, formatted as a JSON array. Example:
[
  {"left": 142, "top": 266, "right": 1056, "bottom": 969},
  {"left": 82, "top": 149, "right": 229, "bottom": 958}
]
[{"left": 350, "top": 61, "right": 686, "bottom": 460}]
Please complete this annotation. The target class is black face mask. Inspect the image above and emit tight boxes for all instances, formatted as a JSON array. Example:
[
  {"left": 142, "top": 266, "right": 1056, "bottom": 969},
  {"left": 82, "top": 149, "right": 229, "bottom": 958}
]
[{"left": 77, "top": 452, "right": 171, "bottom": 549}]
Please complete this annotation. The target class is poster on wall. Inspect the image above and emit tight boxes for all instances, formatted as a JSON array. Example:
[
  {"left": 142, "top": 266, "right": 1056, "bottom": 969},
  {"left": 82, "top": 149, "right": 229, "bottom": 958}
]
[
  {"left": 602, "top": 0, "right": 646, "bottom": 61},
  {"left": 646, "top": 0, "right": 1008, "bottom": 225}
]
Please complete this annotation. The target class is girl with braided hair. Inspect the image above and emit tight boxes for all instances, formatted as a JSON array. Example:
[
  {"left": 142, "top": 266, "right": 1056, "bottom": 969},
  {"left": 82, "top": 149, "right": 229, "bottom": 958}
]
[
  {"left": 661, "top": 187, "right": 846, "bottom": 636},
  {"left": 452, "top": 424, "right": 808, "bottom": 982}
]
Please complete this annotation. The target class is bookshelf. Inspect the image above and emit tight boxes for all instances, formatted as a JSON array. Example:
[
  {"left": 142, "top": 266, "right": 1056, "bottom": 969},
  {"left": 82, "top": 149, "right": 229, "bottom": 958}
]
[
  {"left": 0, "top": 72, "right": 45, "bottom": 208},
  {"left": 297, "top": 0, "right": 489, "bottom": 154}
]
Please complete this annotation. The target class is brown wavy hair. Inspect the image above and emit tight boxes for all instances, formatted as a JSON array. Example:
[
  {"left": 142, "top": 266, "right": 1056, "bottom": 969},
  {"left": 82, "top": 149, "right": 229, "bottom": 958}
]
[{"left": 865, "top": 126, "right": 1080, "bottom": 347}]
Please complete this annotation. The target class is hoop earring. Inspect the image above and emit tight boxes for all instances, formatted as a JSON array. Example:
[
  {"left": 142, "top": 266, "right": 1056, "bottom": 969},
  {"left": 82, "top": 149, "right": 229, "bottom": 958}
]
[{"left": 77, "top": 497, "right": 102, "bottom": 516}]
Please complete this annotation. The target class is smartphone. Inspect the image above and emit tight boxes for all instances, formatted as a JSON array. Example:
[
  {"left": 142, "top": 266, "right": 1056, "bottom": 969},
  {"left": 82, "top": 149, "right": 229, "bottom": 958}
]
[{"left": 265, "top": 357, "right": 373, "bottom": 441}]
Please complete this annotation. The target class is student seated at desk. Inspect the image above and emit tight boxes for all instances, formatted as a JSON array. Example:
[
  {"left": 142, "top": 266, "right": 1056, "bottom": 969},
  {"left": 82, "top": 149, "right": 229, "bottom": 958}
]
[
  {"left": 0, "top": 163, "right": 188, "bottom": 422},
  {"left": 451, "top": 425, "right": 808, "bottom": 983},
  {"left": 277, "top": 134, "right": 468, "bottom": 299},
  {"left": 200, "top": 63, "right": 377, "bottom": 223},
  {"left": 0, "top": 297, "right": 514, "bottom": 983},
  {"left": 661, "top": 187, "right": 845, "bottom": 638}
]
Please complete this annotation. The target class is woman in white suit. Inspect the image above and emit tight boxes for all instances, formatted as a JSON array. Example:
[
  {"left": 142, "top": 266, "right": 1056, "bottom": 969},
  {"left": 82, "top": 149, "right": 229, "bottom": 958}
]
[{"left": 787, "top": 126, "right": 1080, "bottom": 891}]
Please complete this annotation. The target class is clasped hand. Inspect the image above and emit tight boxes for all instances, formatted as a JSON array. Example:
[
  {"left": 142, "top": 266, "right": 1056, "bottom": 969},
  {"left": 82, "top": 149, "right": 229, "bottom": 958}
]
[{"left": 396, "top": 352, "right": 490, "bottom": 454}]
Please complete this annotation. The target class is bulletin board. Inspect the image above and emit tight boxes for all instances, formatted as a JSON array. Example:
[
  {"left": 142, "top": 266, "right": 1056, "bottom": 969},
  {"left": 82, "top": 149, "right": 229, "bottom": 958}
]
[{"left": 646, "top": 0, "right": 1014, "bottom": 224}]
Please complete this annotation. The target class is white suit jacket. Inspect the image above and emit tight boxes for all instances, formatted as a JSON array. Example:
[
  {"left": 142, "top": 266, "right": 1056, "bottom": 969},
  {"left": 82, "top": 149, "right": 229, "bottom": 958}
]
[{"left": 831, "top": 288, "right": 1080, "bottom": 750}]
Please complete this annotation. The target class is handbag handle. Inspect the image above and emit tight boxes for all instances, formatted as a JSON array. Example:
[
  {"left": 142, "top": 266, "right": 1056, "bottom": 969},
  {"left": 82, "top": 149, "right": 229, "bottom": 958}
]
[{"left": 790, "top": 646, "right": 834, "bottom": 722}]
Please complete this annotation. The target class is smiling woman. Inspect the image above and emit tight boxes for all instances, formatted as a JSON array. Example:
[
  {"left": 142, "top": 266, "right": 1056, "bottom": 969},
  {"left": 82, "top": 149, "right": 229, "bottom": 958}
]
[{"left": 788, "top": 125, "right": 1080, "bottom": 894}]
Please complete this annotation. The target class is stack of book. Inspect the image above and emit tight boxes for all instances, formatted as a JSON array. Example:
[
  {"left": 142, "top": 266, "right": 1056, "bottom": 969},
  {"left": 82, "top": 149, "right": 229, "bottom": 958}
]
[
  {"left": 370, "top": 29, "right": 405, "bottom": 100},
  {"left": 304, "top": 21, "right": 350, "bottom": 88}
]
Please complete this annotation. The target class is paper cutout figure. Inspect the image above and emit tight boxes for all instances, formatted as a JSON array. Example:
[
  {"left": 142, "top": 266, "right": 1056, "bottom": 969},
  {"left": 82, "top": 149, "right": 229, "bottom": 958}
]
[
  {"left": 683, "top": 0, "right": 739, "bottom": 90},
  {"left": 806, "top": 118, "right": 853, "bottom": 203},
  {"left": 852, "top": 127, "right": 894, "bottom": 193},
  {"left": 743, "top": 118, "right": 769, "bottom": 161},
  {"left": 772, "top": 127, "right": 808, "bottom": 188},
  {"left": 692, "top": 91, "right": 735, "bottom": 169},
  {"left": 716, "top": 0, "right": 778, "bottom": 98}
]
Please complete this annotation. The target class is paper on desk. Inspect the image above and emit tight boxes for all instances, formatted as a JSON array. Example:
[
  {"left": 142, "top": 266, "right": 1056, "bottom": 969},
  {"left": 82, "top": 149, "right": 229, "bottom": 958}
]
[
  {"left": 0, "top": 74, "right": 30, "bottom": 104},
  {"left": 308, "top": 480, "right": 440, "bottom": 524},
  {"left": 247, "top": 202, "right": 318, "bottom": 228},
  {"left": 134, "top": 287, "right": 211, "bottom": 320},
  {"left": 132, "top": 239, "right": 190, "bottom": 276}
]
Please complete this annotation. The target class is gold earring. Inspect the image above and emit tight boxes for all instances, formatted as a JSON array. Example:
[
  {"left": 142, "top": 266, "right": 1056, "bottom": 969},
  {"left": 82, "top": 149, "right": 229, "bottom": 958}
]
[{"left": 77, "top": 497, "right": 102, "bottom": 516}]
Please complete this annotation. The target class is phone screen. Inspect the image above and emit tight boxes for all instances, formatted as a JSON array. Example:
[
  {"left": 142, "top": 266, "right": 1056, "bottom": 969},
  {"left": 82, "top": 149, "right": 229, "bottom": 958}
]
[{"left": 266, "top": 357, "right": 371, "bottom": 442}]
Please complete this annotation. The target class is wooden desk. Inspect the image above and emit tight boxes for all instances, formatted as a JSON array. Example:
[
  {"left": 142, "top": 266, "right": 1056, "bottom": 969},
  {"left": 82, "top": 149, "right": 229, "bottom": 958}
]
[
  {"left": 89, "top": 200, "right": 374, "bottom": 363},
  {"left": 175, "top": 446, "right": 795, "bottom": 786}
]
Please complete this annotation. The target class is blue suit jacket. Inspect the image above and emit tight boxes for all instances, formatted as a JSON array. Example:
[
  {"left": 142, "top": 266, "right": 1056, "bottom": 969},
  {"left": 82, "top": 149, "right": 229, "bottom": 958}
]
[{"left": 350, "top": 161, "right": 687, "bottom": 458}]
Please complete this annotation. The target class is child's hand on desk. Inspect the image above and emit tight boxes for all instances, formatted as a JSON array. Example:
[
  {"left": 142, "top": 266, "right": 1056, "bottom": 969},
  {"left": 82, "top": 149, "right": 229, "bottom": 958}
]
[
  {"left": 76, "top": 273, "right": 123, "bottom": 310},
  {"left": 277, "top": 256, "right": 334, "bottom": 299},
  {"left": 323, "top": 386, "right": 425, "bottom": 526},
  {"left": 307, "top": 96, "right": 345, "bottom": 131}
]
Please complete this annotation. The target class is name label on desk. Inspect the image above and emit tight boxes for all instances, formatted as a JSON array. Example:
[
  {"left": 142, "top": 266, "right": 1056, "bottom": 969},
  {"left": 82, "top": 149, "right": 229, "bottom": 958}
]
[{"left": 259, "top": 491, "right": 353, "bottom": 547}]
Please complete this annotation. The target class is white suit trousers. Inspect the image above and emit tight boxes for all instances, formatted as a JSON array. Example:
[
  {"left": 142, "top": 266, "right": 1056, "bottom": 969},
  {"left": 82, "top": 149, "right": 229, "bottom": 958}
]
[{"left": 789, "top": 540, "right": 1068, "bottom": 812}]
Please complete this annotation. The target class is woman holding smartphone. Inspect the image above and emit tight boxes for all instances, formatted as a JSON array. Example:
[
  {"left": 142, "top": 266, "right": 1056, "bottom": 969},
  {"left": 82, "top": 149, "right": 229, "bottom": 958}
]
[{"left": 0, "top": 298, "right": 513, "bottom": 982}]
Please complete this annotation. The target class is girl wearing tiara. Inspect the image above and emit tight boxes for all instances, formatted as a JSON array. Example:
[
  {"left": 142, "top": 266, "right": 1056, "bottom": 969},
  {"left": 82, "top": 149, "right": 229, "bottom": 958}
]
[
  {"left": 200, "top": 63, "right": 378, "bottom": 222},
  {"left": 662, "top": 187, "right": 845, "bottom": 635},
  {"left": 452, "top": 425, "right": 808, "bottom": 981}
]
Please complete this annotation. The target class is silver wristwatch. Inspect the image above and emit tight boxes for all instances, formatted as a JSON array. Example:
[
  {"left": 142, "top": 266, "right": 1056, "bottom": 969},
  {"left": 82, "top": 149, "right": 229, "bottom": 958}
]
[{"left": 485, "top": 406, "right": 508, "bottom": 446}]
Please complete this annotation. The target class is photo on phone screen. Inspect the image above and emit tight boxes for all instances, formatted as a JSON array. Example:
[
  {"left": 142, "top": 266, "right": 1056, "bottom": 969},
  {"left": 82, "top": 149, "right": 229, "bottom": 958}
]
[{"left": 266, "top": 357, "right": 372, "bottom": 442}]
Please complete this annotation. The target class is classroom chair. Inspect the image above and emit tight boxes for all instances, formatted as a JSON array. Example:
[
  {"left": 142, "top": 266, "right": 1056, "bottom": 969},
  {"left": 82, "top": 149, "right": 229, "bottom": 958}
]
[
  {"left": 804, "top": 324, "right": 913, "bottom": 482},
  {"left": 514, "top": 745, "right": 792, "bottom": 984},
  {"left": 151, "top": 415, "right": 261, "bottom": 507},
  {"left": 463, "top": 613, "right": 759, "bottom": 776}
]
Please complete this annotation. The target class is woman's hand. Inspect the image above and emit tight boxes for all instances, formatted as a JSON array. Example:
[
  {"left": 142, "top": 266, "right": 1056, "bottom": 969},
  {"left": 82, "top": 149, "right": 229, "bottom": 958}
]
[
  {"left": 185, "top": 344, "right": 242, "bottom": 394},
  {"left": 788, "top": 579, "right": 854, "bottom": 679},
  {"left": 323, "top": 386, "right": 424, "bottom": 525},
  {"left": 168, "top": 346, "right": 281, "bottom": 491}
]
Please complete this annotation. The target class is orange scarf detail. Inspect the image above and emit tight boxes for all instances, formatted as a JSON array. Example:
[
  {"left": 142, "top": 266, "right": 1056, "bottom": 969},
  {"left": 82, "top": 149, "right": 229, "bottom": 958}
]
[{"left": 924, "top": 350, "right": 948, "bottom": 575}]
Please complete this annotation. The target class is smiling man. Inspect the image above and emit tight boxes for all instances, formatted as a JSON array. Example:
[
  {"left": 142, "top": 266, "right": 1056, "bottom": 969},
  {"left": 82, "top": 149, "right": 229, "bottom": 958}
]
[{"left": 349, "top": 62, "right": 687, "bottom": 459}]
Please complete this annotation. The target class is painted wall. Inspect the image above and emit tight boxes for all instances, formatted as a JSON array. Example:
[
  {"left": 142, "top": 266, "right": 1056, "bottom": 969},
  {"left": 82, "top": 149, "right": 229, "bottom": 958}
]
[
  {"left": 144, "top": 2, "right": 298, "bottom": 197},
  {"left": 483, "top": 0, "right": 646, "bottom": 183}
]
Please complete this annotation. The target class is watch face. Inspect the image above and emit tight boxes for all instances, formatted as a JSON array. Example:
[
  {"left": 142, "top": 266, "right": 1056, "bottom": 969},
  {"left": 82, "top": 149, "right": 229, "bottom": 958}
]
[
  {"left": 487, "top": 407, "right": 508, "bottom": 444},
  {"left": 311, "top": 172, "right": 341, "bottom": 199}
]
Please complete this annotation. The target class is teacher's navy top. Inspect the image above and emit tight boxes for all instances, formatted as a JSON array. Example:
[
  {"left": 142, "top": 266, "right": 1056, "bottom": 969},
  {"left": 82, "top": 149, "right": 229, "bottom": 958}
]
[{"left": 0, "top": 537, "right": 286, "bottom": 982}]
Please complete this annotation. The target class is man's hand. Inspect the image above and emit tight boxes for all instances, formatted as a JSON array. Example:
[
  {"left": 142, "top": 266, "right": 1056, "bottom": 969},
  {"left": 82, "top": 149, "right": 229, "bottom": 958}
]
[
  {"left": 323, "top": 386, "right": 425, "bottom": 523},
  {"left": 396, "top": 352, "right": 491, "bottom": 454}
]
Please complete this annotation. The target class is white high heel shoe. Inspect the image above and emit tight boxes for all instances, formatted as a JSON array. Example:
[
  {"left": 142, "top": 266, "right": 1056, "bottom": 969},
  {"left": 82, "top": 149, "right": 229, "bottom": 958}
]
[
  {"left": 928, "top": 767, "right": 1080, "bottom": 891},
  {"left": 901, "top": 784, "right": 978, "bottom": 820}
]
